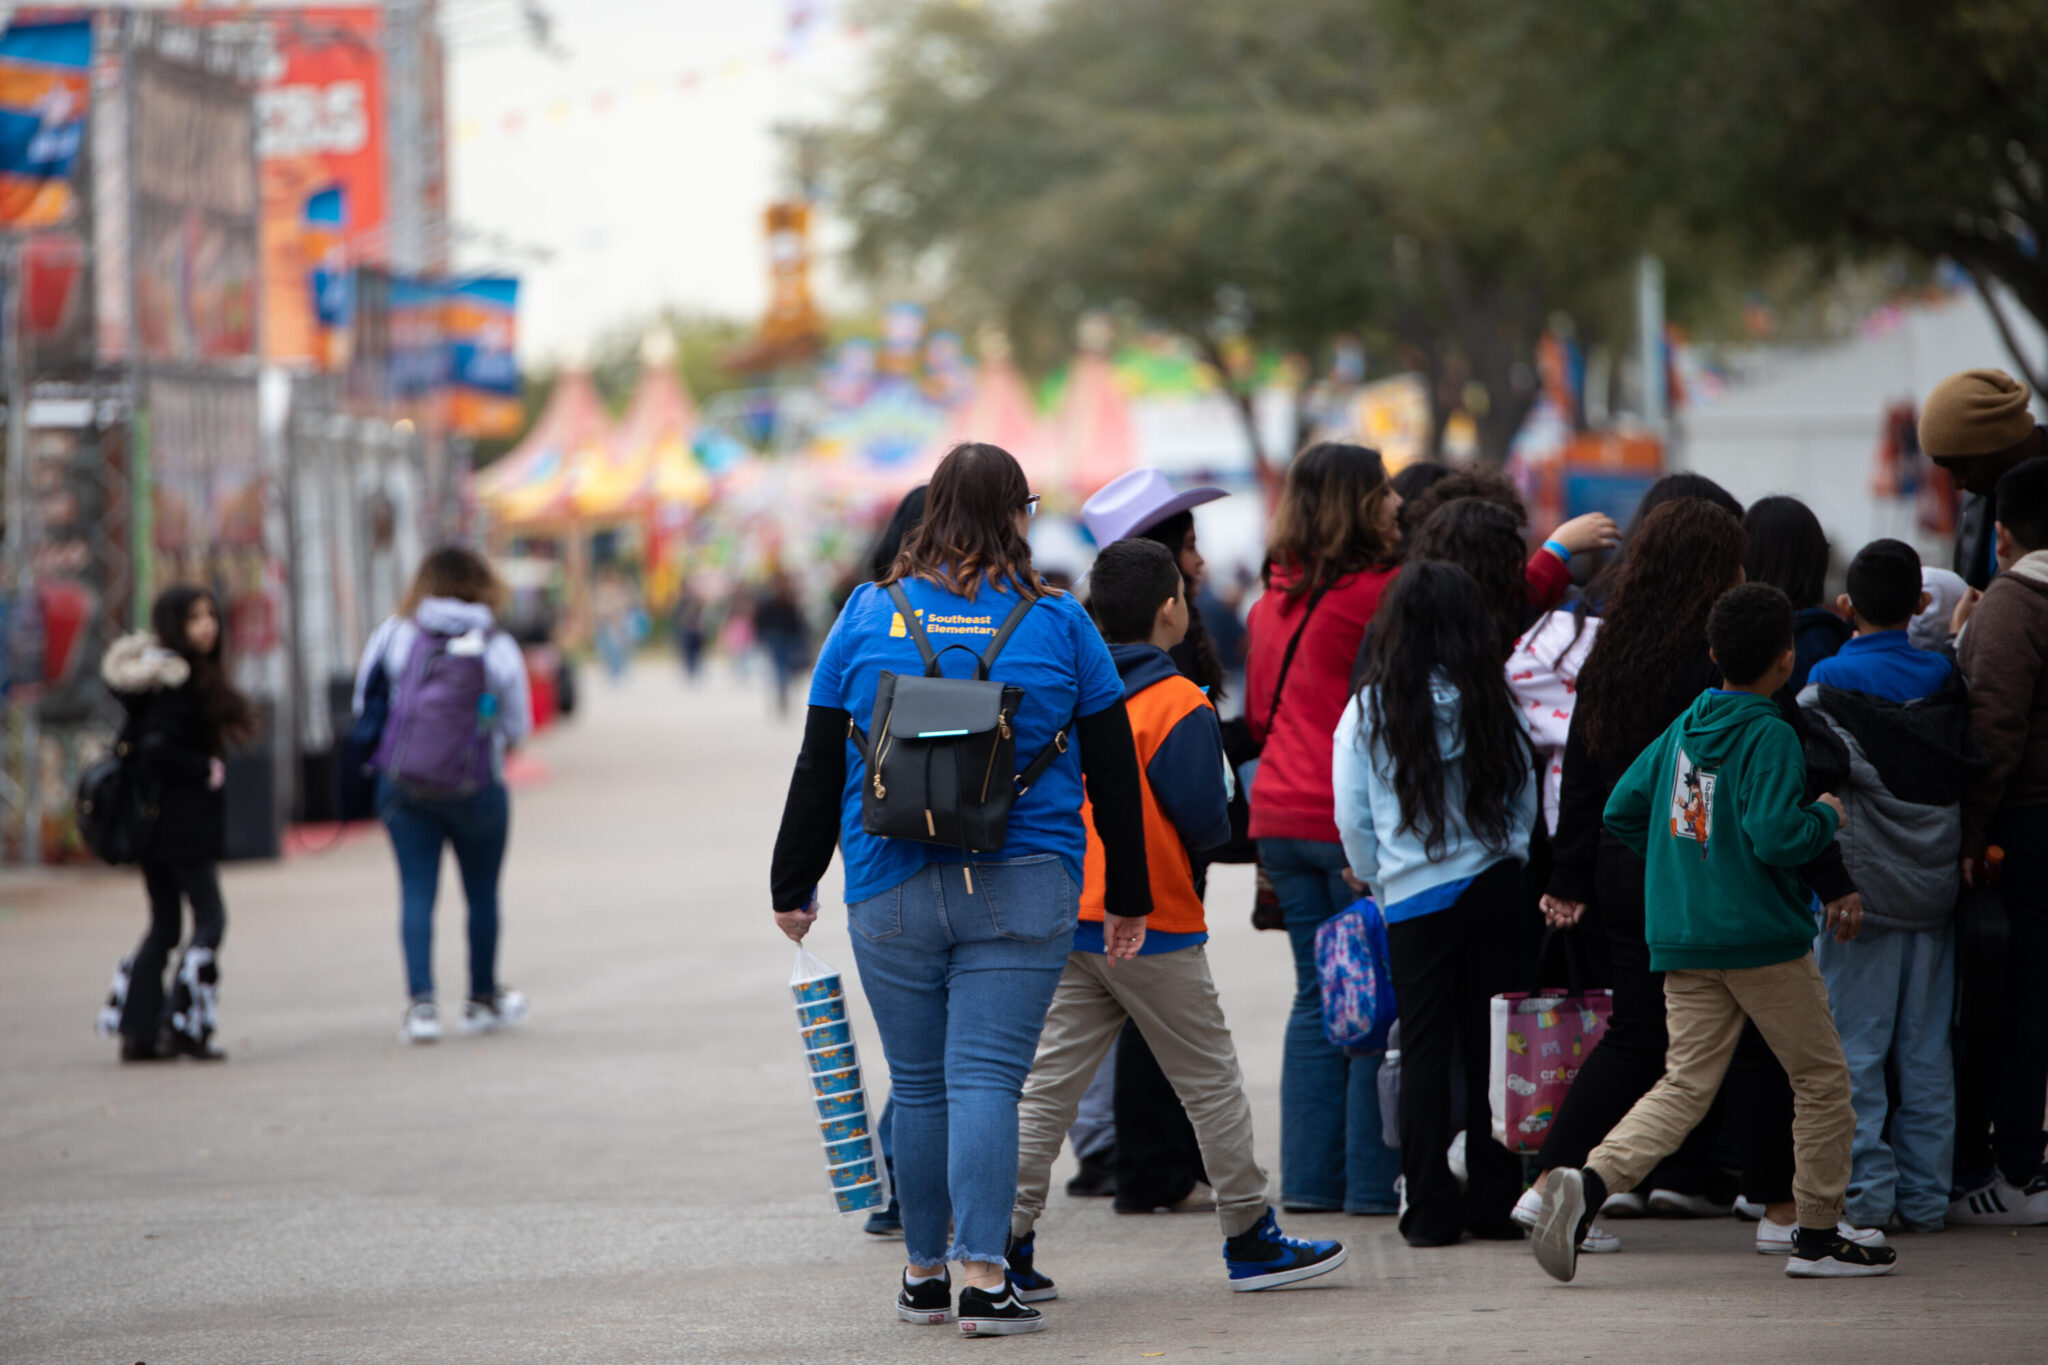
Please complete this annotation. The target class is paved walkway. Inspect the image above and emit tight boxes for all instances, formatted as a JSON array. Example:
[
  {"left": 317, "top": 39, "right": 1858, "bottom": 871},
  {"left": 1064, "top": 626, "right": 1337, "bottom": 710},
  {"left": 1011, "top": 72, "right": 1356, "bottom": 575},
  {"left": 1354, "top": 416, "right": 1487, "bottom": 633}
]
[{"left": 1, "top": 663, "right": 2040, "bottom": 1363}]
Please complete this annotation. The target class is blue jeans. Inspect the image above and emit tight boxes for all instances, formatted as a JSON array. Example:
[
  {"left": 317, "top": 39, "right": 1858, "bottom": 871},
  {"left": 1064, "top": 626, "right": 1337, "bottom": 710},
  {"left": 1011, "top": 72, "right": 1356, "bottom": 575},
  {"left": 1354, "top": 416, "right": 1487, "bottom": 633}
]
[
  {"left": 1817, "top": 926, "right": 1957, "bottom": 1228},
  {"left": 378, "top": 775, "right": 510, "bottom": 1001},
  {"left": 848, "top": 856, "right": 1078, "bottom": 1266},
  {"left": 1260, "top": 837, "right": 1402, "bottom": 1212}
]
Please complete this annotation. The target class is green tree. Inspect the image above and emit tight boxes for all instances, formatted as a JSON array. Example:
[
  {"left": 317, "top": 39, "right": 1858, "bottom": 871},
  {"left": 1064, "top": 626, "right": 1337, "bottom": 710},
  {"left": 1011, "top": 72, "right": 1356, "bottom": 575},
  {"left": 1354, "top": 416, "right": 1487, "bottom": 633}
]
[
  {"left": 833, "top": 0, "right": 1401, "bottom": 484},
  {"left": 832, "top": 0, "right": 1664, "bottom": 472},
  {"left": 1387, "top": 0, "right": 2048, "bottom": 390}
]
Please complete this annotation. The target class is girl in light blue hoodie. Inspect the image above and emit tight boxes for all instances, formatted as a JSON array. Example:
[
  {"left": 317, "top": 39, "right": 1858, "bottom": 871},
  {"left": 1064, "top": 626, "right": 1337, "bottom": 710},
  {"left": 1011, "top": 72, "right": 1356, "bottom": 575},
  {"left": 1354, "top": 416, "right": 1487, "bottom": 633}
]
[{"left": 1333, "top": 561, "right": 1537, "bottom": 1247}]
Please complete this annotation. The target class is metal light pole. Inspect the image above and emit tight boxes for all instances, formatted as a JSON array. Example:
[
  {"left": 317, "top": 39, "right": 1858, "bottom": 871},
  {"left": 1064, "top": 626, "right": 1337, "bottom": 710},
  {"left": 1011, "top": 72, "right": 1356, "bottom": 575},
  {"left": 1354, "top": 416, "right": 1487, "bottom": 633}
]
[{"left": 3, "top": 232, "right": 41, "bottom": 865}]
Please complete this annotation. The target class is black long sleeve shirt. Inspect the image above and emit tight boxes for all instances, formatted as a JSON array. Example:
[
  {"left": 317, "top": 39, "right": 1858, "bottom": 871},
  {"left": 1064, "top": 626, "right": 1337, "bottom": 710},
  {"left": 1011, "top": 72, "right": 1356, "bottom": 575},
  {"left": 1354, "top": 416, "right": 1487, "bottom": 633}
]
[{"left": 770, "top": 700, "right": 1152, "bottom": 917}]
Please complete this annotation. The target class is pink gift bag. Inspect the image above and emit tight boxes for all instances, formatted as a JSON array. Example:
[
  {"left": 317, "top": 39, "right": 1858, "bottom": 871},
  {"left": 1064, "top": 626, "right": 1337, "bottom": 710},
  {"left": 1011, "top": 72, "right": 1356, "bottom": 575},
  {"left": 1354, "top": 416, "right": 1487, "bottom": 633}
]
[{"left": 1487, "top": 988, "right": 1613, "bottom": 1152}]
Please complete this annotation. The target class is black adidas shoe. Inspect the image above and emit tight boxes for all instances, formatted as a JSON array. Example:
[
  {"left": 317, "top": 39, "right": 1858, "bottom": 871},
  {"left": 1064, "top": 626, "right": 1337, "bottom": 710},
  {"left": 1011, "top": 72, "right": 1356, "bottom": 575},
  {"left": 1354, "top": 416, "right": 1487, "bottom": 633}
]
[
  {"left": 1786, "top": 1227, "right": 1898, "bottom": 1278},
  {"left": 956, "top": 1283, "right": 1045, "bottom": 1336},
  {"left": 896, "top": 1268, "right": 952, "bottom": 1325}
]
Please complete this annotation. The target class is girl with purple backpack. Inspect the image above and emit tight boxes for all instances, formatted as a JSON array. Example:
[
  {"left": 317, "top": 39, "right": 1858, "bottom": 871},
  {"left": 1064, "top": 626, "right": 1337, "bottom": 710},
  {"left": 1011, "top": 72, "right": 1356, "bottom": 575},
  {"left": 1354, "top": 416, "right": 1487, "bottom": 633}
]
[{"left": 354, "top": 548, "right": 532, "bottom": 1044}]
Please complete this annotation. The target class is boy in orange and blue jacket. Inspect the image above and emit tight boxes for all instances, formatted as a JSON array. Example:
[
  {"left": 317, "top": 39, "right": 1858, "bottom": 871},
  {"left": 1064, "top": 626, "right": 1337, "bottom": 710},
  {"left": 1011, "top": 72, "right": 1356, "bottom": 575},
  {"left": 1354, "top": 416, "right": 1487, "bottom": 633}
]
[{"left": 1005, "top": 538, "right": 1345, "bottom": 1297}]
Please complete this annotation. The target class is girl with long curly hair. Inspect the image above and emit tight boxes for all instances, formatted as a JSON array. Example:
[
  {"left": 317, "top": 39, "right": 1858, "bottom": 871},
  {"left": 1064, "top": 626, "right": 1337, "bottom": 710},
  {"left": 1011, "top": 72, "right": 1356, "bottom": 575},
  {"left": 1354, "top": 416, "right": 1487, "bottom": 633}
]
[
  {"left": 1334, "top": 561, "right": 1538, "bottom": 1245},
  {"left": 1523, "top": 495, "right": 1861, "bottom": 1247}
]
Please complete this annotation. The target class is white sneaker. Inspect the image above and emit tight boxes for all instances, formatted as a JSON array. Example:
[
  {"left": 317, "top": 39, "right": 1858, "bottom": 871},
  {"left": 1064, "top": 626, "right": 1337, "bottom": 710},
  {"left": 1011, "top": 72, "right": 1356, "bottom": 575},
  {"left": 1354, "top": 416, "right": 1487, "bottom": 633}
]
[
  {"left": 461, "top": 988, "right": 529, "bottom": 1035},
  {"left": 1732, "top": 1197, "right": 1767, "bottom": 1222},
  {"left": 401, "top": 1001, "right": 440, "bottom": 1044},
  {"left": 1601, "top": 1190, "right": 1648, "bottom": 1219},
  {"left": 1513, "top": 1186, "right": 1621, "bottom": 1252},
  {"left": 1949, "top": 1175, "right": 2048, "bottom": 1226},
  {"left": 1647, "top": 1188, "right": 1734, "bottom": 1218},
  {"left": 1756, "top": 1217, "right": 1888, "bottom": 1255},
  {"left": 1447, "top": 1132, "right": 1469, "bottom": 1190}
]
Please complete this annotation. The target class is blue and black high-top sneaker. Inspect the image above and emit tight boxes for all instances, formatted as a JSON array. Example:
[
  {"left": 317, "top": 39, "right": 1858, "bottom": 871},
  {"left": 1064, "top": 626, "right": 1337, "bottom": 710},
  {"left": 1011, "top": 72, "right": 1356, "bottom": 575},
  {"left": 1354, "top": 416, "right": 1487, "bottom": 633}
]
[
  {"left": 1222, "top": 1210, "right": 1347, "bottom": 1291},
  {"left": 1005, "top": 1230, "right": 1058, "bottom": 1302}
]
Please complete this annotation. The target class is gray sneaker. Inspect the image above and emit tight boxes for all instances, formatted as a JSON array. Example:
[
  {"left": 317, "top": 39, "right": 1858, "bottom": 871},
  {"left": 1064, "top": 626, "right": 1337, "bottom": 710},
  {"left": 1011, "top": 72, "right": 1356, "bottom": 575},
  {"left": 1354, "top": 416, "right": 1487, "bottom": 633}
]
[
  {"left": 401, "top": 1001, "right": 440, "bottom": 1045},
  {"left": 461, "top": 988, "right": 529, "bottom": 1035},
  {"left": 1533, "top": 1169, "right": 1596, "bottom": 1283}
]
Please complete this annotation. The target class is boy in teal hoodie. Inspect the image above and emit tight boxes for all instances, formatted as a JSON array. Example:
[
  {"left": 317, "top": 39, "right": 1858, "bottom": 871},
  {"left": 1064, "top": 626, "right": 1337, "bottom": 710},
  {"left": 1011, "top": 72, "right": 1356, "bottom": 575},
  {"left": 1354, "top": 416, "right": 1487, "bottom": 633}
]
[{"left": 1532, "top": 584, "right": 1899, "bottom": 1283}]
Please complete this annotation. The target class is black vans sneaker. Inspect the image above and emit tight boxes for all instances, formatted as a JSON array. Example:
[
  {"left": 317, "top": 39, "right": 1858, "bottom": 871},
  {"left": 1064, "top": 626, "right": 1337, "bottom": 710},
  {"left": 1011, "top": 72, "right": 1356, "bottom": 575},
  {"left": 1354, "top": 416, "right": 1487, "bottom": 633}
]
[
  {"left": 956, "top": 1283, "right": 1045, "bottom": 1337},
  {"left": 896, "top": 1269, "right": 952, "bottom": 1325},
  {"left": 1786, "top": 1226, "right": 1898, "bottom": 1278}
]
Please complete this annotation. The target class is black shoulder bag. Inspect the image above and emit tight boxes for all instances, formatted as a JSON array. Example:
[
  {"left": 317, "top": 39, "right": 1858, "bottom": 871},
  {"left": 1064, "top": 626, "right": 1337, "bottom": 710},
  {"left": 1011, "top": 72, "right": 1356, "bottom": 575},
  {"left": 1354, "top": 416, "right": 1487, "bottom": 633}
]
[{"left": 850, "top": 583, "right": 1071, "bottom": 856}]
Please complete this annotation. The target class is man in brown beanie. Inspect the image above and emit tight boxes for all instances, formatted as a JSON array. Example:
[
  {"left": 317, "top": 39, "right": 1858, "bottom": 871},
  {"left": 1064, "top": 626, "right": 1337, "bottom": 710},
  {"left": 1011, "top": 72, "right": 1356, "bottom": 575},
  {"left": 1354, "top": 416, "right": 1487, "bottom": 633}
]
[{"left": 1920, "top": 368, "right": 2046, "bottom": 590}]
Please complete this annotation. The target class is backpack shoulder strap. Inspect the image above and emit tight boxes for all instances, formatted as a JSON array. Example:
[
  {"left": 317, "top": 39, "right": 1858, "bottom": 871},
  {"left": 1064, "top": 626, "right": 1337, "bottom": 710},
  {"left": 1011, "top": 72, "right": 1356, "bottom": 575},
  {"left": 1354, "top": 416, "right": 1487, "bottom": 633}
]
[
  {"left": 977, "top": 594, "right": 1040, "bottom": 676},
  {"left": 1014, "top": 721, "right": 1070, "bottom": 797},
  {"left": 884, "top": 583, "right": 941, "bottom": 674}
]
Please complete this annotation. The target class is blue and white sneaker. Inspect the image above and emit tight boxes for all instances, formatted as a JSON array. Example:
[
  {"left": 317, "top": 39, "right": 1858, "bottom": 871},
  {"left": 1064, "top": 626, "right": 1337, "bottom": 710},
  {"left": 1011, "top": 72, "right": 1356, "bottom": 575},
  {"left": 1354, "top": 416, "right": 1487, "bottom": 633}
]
[
  {"left": 1223, "top": 1210, "right": 1346, "bottom": 1291},
  {"left": 1004, "top": 1231, "right": 1058, "bottom": 1302}
]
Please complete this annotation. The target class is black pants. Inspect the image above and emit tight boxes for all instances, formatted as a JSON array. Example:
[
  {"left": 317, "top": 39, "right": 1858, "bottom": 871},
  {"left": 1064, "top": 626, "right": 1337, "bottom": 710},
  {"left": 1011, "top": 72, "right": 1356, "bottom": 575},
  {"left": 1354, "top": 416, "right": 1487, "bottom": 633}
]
[
  {"left": 119, "top": 859, "right": 226, "bottom": 1041},
  {"left": 1112, "top": 1020, "right": 1207, "bottom": 1211},
  {"left": 1957, "top": 804, "right": 2048, "bottom": 1185},
  {"left": 1535, "top": 845, "right": 1723, "bottom": 1194},
  {"left": 1386, "top": 858, "right": 1523, "bottom": 1242},
  {"left": 1535, "top": 845, "right": 1796, "bottom": 1202}
]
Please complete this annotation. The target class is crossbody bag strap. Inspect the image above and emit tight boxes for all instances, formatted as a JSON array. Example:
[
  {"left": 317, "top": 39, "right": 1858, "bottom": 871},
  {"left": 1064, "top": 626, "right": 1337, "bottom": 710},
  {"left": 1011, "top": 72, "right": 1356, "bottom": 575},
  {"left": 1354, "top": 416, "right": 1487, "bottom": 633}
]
[{"left": 1263, "top": 580, "right": 1335, "bottom": 735}]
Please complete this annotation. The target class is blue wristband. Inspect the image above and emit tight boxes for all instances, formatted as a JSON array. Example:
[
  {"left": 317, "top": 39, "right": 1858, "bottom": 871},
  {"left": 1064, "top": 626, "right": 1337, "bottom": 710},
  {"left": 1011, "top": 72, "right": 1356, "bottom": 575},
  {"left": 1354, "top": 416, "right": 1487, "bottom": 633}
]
[{"left": 1543, "top": 538, "right": 1571, "bottom": 563}]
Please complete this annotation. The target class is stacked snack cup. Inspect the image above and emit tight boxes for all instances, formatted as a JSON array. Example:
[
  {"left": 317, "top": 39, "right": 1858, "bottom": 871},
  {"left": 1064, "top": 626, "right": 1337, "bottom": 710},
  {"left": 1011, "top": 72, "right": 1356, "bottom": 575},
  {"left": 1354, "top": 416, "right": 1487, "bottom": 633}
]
[{"left": 792, "top": 947, "right": 888, "bottom": 1215}]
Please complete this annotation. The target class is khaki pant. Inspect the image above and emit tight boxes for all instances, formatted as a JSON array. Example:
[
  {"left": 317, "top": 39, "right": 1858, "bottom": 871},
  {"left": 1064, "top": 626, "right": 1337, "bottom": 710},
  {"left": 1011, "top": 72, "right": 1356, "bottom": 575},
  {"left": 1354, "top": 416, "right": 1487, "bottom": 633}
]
[
  {"left": 1013, "top": 946, "right": 1270, "bottom": 1239},
  {"left": 1587, "top": 951, "right": 1855, "bottom": 1229}
]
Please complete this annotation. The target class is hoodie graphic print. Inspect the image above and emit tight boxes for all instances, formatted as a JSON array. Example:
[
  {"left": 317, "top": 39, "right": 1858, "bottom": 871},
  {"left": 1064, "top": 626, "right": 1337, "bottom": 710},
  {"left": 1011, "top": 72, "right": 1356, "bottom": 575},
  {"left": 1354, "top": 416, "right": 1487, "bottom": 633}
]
[{"left": 1669, "top": 751, "right": 1715, "bottom": 859}]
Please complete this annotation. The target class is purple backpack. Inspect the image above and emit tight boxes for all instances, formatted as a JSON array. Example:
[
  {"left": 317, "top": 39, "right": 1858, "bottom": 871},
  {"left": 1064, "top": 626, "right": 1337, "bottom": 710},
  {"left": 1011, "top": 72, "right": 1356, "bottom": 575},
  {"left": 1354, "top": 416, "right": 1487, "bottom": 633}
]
[{"left": 373, "top": 626, "right": 498, "bottom": 798}]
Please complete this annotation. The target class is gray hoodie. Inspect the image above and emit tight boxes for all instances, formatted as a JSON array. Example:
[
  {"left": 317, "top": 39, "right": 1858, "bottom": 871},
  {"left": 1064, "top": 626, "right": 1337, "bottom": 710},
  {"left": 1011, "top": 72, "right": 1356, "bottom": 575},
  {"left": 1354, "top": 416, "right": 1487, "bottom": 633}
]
[{"left": 1798, "top": 674, "right": 1987, "bottom": 932}]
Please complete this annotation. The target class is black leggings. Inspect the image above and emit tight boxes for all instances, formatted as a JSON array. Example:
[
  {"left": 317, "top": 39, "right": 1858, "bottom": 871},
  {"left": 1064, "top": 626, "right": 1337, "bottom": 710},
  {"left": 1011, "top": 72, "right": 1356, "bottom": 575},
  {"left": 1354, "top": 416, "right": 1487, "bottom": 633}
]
[
  {"left": 1536, "top": 845, "right": 1795, "bottom": 1202},
  {"left": 119, "top": 859, "right": 226, "bottom": 1041},
  {"left": 1386, "top": 858, "right": 1524, "bottom": 1241}
]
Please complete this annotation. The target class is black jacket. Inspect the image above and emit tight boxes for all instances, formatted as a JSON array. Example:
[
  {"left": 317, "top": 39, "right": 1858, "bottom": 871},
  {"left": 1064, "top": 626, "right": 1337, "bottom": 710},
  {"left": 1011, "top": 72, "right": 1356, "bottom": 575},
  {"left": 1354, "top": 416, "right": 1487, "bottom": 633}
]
[
  {"left": 1548, "top": 642, "right": 1854, "bottom": 906},
  {"left": 102, "top": 634, "right": 224, "bottom": 862},
  {"left": 1791, "top": 607, "right": 1853, "bottom": 695}
]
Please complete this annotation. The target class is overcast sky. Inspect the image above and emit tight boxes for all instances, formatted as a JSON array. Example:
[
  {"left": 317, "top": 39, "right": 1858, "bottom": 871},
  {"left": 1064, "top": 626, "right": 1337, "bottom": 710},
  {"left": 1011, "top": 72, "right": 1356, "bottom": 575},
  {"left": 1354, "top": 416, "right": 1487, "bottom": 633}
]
[{"left": 447, "top": 0, "right": 868, "bottom": 364}]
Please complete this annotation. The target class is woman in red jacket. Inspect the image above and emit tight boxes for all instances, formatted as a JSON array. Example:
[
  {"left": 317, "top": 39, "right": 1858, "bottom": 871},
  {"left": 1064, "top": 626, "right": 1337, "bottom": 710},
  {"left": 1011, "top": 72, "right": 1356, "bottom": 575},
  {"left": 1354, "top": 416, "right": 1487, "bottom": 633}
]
[{"left": 1245, "top": 442, "right": 1406, "bottom": 1214}]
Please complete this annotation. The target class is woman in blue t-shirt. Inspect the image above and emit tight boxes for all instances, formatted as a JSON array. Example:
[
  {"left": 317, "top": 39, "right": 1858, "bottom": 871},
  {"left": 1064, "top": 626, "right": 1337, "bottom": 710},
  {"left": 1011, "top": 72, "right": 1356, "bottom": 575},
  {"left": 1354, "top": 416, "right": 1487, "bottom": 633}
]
[{"left": 771, "top": 442, "right": 1151, "bottom": 1337}]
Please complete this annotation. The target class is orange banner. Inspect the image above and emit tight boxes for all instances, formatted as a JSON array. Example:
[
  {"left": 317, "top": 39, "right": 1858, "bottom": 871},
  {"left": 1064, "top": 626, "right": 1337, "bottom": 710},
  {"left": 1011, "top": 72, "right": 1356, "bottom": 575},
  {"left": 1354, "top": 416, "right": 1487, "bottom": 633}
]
[{"left": 249, "top": 8, "right": 386, "bottom": 365}]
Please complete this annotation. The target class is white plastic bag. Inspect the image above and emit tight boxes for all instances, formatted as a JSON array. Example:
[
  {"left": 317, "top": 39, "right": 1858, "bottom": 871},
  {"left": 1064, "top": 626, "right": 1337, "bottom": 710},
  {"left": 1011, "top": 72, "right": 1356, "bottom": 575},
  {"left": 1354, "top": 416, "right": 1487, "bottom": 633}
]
[{"left": 791, "top": 946, "right": 889, "bottom": 1214}]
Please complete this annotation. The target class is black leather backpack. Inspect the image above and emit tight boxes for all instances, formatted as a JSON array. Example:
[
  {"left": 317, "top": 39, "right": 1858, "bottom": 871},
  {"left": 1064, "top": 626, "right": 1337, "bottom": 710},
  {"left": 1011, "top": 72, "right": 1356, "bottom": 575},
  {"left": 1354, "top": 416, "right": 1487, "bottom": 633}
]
[{"left": 851, "top": 583, "right": 1071, "bottom": 856}]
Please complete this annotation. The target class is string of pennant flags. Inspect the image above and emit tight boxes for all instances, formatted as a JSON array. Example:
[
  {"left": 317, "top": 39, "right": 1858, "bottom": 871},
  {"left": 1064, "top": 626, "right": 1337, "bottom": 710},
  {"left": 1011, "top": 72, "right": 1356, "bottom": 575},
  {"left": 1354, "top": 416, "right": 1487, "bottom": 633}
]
[{"left": 453, "top": 18, "right": 868, "bottom": 148}]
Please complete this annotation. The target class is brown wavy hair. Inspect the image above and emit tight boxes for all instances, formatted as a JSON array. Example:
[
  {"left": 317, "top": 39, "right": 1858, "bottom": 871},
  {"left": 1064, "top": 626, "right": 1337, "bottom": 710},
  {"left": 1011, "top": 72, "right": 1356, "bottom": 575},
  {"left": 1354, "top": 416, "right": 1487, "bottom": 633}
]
[
  {"left": 1406, "top": 497, "right": 1531, "bottom": 654},
  {"left": 1576, "top": 499, "right": 1748, "bottom": 760},
  {"left": 402, "top": 546, "right": 509, "bottom": 616},
  {"left": 1400, "top": 465, "right": 1529, "bottom": 536},
  {"left": 1263, "top": 442, "right": 1398, "bottom": 598},
  {"left": 880, "top": 442, "right": 1049, "bottom": 601}
]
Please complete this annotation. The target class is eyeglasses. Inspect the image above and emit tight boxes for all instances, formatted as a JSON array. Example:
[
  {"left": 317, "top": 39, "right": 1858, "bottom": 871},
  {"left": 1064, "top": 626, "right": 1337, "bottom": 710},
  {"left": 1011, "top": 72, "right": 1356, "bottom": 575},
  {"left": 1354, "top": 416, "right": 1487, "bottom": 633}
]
[{"left": 1024, "top": 494, "right": 1042, "bottom": 518}]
